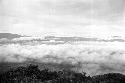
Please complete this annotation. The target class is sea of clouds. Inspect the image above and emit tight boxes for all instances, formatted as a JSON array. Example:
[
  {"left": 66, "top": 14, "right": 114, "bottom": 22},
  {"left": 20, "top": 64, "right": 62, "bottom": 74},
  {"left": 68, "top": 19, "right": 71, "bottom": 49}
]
[{"left": 0, "top": 42, "right": 125, "bottom": 75}]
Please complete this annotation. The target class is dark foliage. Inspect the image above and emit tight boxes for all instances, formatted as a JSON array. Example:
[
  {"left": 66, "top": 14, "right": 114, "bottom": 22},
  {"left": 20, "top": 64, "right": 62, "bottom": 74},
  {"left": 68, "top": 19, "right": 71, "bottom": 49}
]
[
  {"left": 92, "top": 73, "right": 125, "bottom": 83},
  {"left": 0, "top": 64, "right": 125, "bottom": 83}
]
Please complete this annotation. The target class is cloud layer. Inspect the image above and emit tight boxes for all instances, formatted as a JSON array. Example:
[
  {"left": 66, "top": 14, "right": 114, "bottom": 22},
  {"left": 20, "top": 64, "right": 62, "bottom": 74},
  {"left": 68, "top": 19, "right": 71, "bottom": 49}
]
[{"left": 1, "top": 42, "right": 125, "bottom": 75}]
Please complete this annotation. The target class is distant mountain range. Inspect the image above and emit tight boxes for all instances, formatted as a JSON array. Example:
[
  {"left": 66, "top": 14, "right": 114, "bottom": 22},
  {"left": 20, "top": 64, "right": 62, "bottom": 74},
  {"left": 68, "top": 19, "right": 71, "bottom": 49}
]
[
  {"left": 0, "top": 33, "right": 23, "bottom": 39},
  {"left": 44, "top": 36, "right": 125, "bottom": 42},
  {"left": 0, "top": 33, "right": 125, "bottom": 45}
]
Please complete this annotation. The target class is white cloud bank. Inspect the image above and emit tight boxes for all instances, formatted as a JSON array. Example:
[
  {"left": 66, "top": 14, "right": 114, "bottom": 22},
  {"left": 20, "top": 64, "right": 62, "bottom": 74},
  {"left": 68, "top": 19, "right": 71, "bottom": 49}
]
[{"left": 0, "top": 42, "right": 125, "bottom": 75}]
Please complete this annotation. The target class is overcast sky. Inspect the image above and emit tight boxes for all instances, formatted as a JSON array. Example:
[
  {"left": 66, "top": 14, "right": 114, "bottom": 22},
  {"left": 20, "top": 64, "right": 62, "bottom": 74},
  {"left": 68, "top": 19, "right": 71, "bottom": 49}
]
[{"left": 0, "top": 0, "right": 125, "bottom": 37}]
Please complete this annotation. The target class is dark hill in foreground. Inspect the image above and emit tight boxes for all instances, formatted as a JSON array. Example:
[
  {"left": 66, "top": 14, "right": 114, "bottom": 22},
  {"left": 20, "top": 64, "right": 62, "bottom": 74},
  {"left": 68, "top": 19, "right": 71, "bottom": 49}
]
[{"left": 0, "top": 64, "right": 125, "bottom": 83}]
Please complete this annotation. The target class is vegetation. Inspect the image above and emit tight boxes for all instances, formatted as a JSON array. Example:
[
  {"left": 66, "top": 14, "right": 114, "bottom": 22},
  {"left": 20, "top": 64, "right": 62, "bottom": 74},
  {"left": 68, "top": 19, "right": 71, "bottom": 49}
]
[{"left": 0, "top": 64, "right": 125, "bottom": 83}]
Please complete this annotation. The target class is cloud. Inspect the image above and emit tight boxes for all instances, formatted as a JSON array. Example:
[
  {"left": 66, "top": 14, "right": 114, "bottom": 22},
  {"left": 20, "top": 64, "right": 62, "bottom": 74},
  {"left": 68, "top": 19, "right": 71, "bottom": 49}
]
[
  {"left": 0, "top": 43, "right": 125, "bottom": 63},
  {"left": 1, "top": 43, "right": 125, "bottom": 75}
]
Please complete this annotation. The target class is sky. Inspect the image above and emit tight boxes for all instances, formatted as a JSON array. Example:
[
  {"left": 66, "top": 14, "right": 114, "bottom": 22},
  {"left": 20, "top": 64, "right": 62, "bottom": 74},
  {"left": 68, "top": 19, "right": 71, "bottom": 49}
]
[{"left": 0, "top": 0, "right": 125, "bottom": 38}]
